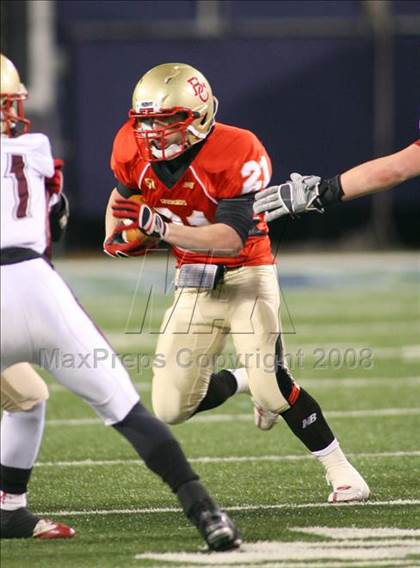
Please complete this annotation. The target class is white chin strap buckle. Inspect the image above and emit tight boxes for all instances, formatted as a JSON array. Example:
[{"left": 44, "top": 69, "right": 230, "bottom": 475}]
[{"left": 151, "top": 143, "right": 183, "bottom": 159}]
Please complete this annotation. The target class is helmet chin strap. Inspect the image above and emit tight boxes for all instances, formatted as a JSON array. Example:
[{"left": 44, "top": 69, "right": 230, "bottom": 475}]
[
  {"left": 151, "top": 142, "right": 183, "bottom": 160},
  {"left": 187, "top": 124, "right": 207, "bottom": 140}
]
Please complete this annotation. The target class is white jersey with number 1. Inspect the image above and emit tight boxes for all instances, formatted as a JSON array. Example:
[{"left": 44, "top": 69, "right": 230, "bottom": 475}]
[
  {"left": 1, "top": 133, "right": 140, "bottom": 424},
  {"left": 1, "top": 133, "right": 54, "bottom": 253}
]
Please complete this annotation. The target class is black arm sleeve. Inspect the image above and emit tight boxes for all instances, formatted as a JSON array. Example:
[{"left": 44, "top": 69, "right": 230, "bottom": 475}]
[
  {"left": 116, "top": 181, "right": 140, "bottom": 198},
  {"left": 214, "top": 195, "right": 255, "bottom": 244},
  {"left": 317, "top": 175, "right": 345, "bottom": 207}
]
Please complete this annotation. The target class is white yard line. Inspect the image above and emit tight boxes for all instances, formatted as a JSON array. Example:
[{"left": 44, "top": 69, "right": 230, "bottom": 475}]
[
  {"left": 134, "top": 563, "right": 417, "bottom": 568},
  {"left": 45, "top": 407, "right": 420, "bottom": 427},
  {"left": 189, "top": 408, "right": 420, "bottom": 422},
  {"left": 136, "top": 540, "right": 420, "bottom": 566},
  {"left": 137, "top": 320, "right": 420, "bottom": 331},
  {"left": 37, "top": 499, "right": 420, "bottom": 518},
  {"left": 297, "top": 377, "right": 420, "bottom": 388},
  {"left": 137, "top": 564, "right": 420, "bottom": 568},
  {"left": 105, "top": 321, "right": 420, "bottom": 344},
  {"left": 103, "top": 336, "right": 420, "bottom": 360},
  {"left": 270, "top": 345, "right": 420, "bottom": 360},
  {"left": 292, "top": 527, "right": 420, "bottom": 539},
  {"left": 36, "top": 450, "right": 420, "bottom": 468},
  {"left": 290, "top": 321, "right": 420, "bottom": 335},
  {"left": 47, "top": 377, "right": 420, "bottom": 394}
]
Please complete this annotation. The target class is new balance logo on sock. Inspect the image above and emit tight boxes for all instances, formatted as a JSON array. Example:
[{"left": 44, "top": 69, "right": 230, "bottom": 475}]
[{"left": 302, "top": 412, "right": 317, "bottom": 429}]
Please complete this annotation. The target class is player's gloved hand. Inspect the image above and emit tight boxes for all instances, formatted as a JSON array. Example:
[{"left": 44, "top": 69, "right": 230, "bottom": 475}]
[
  {"left": 137, "top": 203, "right": 167, "bottom": 238},
  {"left": 103, "top": 224, "right": 151, "bottom": 258},
  {"left": 112, "top": 198, "right": 167, "bottom": 239},
  {"left": 45, "top": 159, "right": 64, "bottom": 195},
  {"left": 253, "top": 172, "right": 323, "bottom": 222},
  {"left": 50, "top": 192, "right": 70, "bottom": 242},
  {"left": 111, "top": 197, "right": 141, "bottom": 220}
]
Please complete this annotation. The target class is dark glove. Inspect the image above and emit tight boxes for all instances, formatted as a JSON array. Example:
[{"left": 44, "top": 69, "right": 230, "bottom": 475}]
[{"left": 50, "top": 193, "right": 70, "bottom": 242}]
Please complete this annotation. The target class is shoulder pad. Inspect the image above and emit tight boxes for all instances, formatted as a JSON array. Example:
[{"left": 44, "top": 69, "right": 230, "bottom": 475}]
[
  {"left": 198, "top": 123, "right": 264, "bottom": 173},
  {"left": 112, "top": 119, "right": 138, "bottom": 165}
]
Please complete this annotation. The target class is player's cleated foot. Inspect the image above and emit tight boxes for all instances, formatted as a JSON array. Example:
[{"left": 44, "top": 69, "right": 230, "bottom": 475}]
[
  {"left": 188, "top": 498, "right": 241, "bottom": 551},
  {"left": 326, "top": 463, "right": 370, "bottom": 503},
  {"left": 0, "top": 507, "right": 75, "bottom": 539},
  {"left": 33, "top": 518, "right": 76, "bottom": 539},
  {"left": 254, "top": 401, "right": 279, "bottom": 431}
]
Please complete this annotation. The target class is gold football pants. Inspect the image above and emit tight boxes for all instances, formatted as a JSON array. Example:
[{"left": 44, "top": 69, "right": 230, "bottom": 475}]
[{"left": 152, "top": 265, "right": 297, "bottom": 424}]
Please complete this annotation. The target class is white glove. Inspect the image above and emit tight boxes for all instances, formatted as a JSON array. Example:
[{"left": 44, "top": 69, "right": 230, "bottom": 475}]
[{"left": 253, "top": 172, "right": 323, "bottom": 222}]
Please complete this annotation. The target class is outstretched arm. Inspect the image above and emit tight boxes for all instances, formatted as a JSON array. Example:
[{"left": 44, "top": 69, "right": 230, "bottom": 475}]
[
  {"left": 254, "top": 141, "right": 420, "bottom": 221},
  {"left": 340, "top": 141, "right": 420, "bottom": 200}
]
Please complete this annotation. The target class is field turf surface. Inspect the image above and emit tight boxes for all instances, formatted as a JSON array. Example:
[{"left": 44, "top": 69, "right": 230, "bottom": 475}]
[{"left": 2, "top": 252, "right": 419, "bottom": 567}]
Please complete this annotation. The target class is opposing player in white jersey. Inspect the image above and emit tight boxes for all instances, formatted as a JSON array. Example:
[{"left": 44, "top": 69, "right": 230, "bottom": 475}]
[
  {"left": 1, "top": 117, "right": 71, "bottom": 538},
  {"left": 0, "top": 54, "right": 74, "bottom": 539},
  {"left": 0, "top": 54, "right": 241, "bottom": 550}
]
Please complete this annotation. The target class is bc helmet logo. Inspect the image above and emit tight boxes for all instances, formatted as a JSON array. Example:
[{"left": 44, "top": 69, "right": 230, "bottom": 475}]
[{"left": 187, "top": 77, "right": 209, "bottom": 103}]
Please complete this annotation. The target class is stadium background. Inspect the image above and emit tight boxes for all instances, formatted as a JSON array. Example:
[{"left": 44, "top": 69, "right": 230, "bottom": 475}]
[{"left": 1, "top": 0, "right": 420, "bottom": 251}]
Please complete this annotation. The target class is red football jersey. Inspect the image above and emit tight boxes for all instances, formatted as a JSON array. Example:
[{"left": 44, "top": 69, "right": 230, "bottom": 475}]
[{"left": 111, "top": 120, "right": 275, "bottom": 267}]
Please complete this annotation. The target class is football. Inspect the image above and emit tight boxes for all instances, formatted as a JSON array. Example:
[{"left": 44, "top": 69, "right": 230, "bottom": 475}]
[{"left": 120, "top": 194, "right": 160, "bottom": 249}]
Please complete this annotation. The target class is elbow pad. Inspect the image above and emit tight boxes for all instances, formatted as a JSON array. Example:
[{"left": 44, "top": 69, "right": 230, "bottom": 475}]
[{"left": 116, "top": 181, "right": 140, "bottom": 198}]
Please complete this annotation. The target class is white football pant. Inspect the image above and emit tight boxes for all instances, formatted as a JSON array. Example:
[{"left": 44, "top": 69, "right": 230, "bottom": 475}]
[{"left": 1, "top": 259, "right": 139, "bottom": 425}]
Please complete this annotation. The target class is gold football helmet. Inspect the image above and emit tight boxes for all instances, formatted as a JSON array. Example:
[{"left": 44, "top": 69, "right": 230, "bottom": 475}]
[
  {"left": 129, "top": 63, "right": 218, "bottom": 161},
  {"left": 0, "top": 53, "right": 30, "bottom": 136}
]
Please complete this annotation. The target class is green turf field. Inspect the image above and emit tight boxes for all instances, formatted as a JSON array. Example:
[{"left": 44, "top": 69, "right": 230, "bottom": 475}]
[{"left": 2, "top": 253, "right": 420, "bottom": 567}]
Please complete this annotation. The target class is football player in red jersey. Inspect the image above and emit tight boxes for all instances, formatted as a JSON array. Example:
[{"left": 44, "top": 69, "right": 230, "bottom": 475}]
[
  {"left": 105, "top": 63, "right": 369, "bottom": 504},
  {"left": 253, "top": 140, "right": 420, "bottom": 220}
]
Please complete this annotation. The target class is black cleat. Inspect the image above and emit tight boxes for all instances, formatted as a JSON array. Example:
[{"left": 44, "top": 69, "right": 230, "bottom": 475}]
[
  {"left": 188, "top": 498, "right": 241, "bottom": 552},
  {"left": 1, "top": 507, "right": 38, "bottom": 538},
  {"left": 1, "top": 507, "right": 75, "bottom": 539}
]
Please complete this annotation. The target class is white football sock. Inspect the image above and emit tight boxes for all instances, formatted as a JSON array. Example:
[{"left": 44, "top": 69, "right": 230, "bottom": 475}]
[
  {"left": 0, "top": 490, "right": 27, "bottom": 511},
  {"left": 1, "top": 401, "right": 46, "bottom": 469},
  {"left": 312, "top": 439, "right": 350, "bottom": 471},
  {"left": 227, "top": 368, "right": 250, "bottom": 395}
]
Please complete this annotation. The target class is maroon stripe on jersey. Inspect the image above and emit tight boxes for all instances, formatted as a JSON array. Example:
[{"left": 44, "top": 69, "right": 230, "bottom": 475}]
[{"left": 11, "top": 155, "right": 29, "bottom": 218}]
